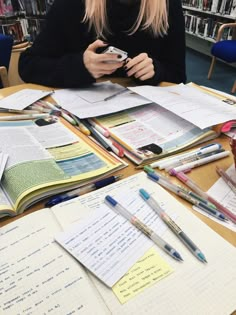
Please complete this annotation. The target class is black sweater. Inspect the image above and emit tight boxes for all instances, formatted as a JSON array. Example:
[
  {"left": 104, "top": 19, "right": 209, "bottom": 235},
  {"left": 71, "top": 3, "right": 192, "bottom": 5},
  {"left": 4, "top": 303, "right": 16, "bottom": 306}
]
[{"left": 18, "top": 0, "right": 186, "bottom": 88}]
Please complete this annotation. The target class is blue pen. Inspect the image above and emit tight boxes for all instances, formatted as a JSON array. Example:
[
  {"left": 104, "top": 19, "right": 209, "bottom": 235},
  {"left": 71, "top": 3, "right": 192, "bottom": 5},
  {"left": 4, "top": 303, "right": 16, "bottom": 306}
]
[
  {"left": 45, "top": 175, "right": 122, "bottom": 207},
  {"left": 139, "top": 188, "right": 207, "bottom": 263},
  {"left": 105, "top": 195, "right": 183, "bottom": 261}
]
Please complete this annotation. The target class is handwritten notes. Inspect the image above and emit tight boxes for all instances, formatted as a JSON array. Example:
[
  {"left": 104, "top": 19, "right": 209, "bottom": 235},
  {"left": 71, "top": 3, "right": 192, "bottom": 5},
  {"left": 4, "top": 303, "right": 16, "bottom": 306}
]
[
  {"left": 55, "top": 191, "right": 170, "bottom": 287},
  {"left": 112, "top": 247, "right": 173, "bottom": 304},
  {"left": 0, "top": 209, "right": 108, "bottom": 314}
]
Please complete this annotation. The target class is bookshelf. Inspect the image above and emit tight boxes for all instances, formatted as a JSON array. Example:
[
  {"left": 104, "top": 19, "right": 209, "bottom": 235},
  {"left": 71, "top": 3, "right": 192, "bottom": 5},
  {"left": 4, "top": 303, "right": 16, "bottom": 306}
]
[
  {"left": 182, "top": 0, "right": 236, "bottom": 56},
  {"left": 0, "top": 0, "right": 53, "bottom": 44}
]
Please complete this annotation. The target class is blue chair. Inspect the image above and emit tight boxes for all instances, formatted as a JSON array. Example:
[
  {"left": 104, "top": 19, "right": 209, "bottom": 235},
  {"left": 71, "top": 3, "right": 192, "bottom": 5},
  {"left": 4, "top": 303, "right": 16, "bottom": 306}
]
[
  {"left": 0, "top": 34, "right": 14, "bottom": 88},
  {"left": 208, "top": 22, "right": 236, "bottom": 93}
]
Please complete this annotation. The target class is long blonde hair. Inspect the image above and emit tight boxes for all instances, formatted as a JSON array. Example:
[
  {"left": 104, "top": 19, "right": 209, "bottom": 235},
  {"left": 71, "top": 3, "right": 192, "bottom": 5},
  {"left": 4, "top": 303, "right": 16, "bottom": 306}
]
[{"left": 83, "top": 0, "right": 169, "bottom": 38}]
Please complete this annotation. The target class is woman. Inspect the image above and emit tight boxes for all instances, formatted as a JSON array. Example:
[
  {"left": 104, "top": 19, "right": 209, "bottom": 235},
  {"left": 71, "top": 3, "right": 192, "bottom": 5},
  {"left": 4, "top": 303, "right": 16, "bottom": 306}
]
[{"left": 18, "top": 0, "right": 186, "bottom": 88}]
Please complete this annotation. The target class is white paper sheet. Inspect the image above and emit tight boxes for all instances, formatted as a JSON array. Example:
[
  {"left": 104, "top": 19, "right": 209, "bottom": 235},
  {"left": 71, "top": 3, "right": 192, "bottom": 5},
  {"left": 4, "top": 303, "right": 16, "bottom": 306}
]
[{"left": 129, "top": 84, "right": 236, "bottom": 129}]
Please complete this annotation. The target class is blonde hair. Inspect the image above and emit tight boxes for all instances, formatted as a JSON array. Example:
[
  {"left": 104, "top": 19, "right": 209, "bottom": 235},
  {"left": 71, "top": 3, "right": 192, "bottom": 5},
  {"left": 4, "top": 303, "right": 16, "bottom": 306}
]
[{"left": 83, "top": 0, "right": 169, "bottom": 38}]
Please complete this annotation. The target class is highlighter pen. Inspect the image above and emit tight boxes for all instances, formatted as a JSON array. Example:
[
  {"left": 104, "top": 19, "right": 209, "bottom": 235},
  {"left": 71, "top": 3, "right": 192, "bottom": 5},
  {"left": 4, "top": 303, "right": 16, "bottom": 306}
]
[
  {"left": 169, "top": 151, "right": 230, "bottom": 173},
  {"left": 164, "top": 149, "right": 225, "bottom": 171},
  {"left": 88, "top": 119, "right": 110, "bottom": 137},
  {"left": 139, "top": 188, "right": 207, "bottom": 263},
  {"left": 46, "top": 175, "right": 122, "bottom": 207},
  {"left": 105, "top": 195, "right": 183, "bottom": 261},
  {"left": 149, "top": 143, "right": 222, "bottom": 170}
]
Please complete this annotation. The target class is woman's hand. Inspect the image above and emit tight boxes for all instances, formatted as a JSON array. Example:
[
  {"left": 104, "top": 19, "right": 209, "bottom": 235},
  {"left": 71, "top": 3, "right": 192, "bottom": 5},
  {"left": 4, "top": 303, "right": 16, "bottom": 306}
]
[
  {"left": 83, "top": 39, "right": 125, "bottom": 79},
  {"left": 125, "top": 53, "right": 155, "bottom": 81}
]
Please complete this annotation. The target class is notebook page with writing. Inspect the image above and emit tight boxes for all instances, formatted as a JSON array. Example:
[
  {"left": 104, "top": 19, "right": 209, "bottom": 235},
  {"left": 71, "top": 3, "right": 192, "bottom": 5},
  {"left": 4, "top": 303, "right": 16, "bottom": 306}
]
[
  {"left": 0, "top": 209, "right": 110, "bottom": 314},
  {"left": 52, "top": 172, "right": 236, "bottom": 315}
]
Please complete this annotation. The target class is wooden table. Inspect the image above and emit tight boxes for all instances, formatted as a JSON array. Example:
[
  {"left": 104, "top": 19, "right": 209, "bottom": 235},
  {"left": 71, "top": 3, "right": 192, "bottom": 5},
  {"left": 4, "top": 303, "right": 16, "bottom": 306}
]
[{"left": 0, "top": 83, "right": 235, "bottom": 250}]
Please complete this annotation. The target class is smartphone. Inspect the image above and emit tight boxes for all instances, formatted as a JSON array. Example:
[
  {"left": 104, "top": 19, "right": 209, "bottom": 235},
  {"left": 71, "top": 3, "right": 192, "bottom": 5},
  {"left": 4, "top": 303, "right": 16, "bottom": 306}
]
[{"left": 99, "top": 46, "right": 128, "bottom": 63}]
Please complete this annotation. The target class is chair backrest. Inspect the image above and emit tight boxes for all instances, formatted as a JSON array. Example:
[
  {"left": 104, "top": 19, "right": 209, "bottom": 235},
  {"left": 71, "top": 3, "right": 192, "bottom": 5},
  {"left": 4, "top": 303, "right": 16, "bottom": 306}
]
[
  {"left": 0, "top": 34, "right": 14, "bottom": 88},
  {"left": 0, "top": 34, "right": 13, "bottom": 70}
]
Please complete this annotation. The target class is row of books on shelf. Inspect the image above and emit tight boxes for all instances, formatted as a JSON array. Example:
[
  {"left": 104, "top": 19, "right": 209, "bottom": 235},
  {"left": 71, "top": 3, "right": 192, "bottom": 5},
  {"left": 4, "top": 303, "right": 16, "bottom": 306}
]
[
  {"left": 0, "top": 16, "right": 44, "bottom": 42},
  {"left": 0, "top": 0, "right": 53, "bottom": 17},
  {"left": 183, "top": 0, "right": 236, "bottom": 16},
  {"left": 184, "top": 12, "right": 234, "bottom": 39}
]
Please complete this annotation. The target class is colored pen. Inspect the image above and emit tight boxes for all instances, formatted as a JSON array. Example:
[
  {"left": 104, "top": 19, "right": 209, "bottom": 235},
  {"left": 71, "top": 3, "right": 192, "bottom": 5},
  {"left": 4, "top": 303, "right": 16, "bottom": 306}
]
[
  {"left": 46, "top": 175, "right": 122, "bottom": 207},
  {"left": 0, "top": 108, "right": 41, "bottom": 114},
  {"left": 0, "top": 113, "right": 51, "bottom": 121},
  {"left": 169, "top": 151, "right": 230, "bottom": 173},
  {"left": 98, "top": 133, "right": 124, "bottom": 158},
  {"left": 150, "top": 143, "right": 222, "bottom": 169},
  {"left": 147, "top": 172, "right": 227, "bottom": 222},
  {"left": 105, "top": 195, "right": 183, "bottom": 261},
  {"left": 83, "top": 120, "right": 111, "bottom": 150},
  {"left": 88, "top": 119, "right": 110, "bottom": 137},
  {"left": 104, "top": 88, "right": 128, "bottom": 101},
  {"left": 171, "top": 170, "right": 236, "bottom": 223},
  {"left": 216, "top": 166, "right": 236, "bottom": 195},
  {"left": 139, "top": 188, "right": 207, "bottom": 263},
  {"left": 144, "top": 165, "right": 217, "bottom": 210}
]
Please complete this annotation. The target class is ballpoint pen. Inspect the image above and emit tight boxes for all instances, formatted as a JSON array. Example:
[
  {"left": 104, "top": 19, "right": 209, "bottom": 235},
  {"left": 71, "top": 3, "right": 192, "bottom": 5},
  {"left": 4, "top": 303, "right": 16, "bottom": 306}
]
[
  {"left": 0, "top": 108, "right": 41, "bottom": 114},
  {"left": 146, "top": 172, "right": 227, "bottom": 222},
  {"left": 143, "top": 165, "right": 218, "bottom": 210},
  {"left": 149, "top": 143, "right": 222, "bottom": 169},
  {"left": 139, "top": 188, "right": 207, "bottom": 263},
  {"left": 0, "top": 113, "right": 51, "bottom": 121},
  {"left": 216, "top": 166, "right": 236, "bottom": 195},
  {"left": 169, "top": 150, "right": 230, "bottom": 173},
  {"left": 170, "top": 170, "right": 236, "bottom": 223},
  {"left": 46, "top": 175, "right": 122, "bottom": 207},
  {"left": 105, "top": 195, "right": 183, "bottom": 261}
]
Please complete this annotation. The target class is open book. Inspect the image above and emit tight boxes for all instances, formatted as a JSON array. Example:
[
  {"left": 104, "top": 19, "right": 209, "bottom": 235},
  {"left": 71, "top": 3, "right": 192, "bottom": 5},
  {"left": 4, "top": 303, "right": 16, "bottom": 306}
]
[
  {"left": 91, "top": 103, "right": 218, "bottom": 165},
  {"left": 0, "top": 118, "right": 125, "bottom": 217},
  {"left": 1, "top": 172, "right": 236, "bottom": 314}
]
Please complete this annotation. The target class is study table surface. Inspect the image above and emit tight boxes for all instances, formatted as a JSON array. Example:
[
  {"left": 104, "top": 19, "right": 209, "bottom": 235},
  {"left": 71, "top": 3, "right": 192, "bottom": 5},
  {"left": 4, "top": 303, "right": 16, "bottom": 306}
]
[{"left": 0, "top": 82, "right": 235, "bottom": 250}]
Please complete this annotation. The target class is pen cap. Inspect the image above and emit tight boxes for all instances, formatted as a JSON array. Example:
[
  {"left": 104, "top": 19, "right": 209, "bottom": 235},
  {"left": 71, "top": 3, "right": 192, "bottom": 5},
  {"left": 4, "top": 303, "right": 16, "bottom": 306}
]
[
  {"left": 94, "top": 176, "right": 116, "bottom": 189},
  {"left": 143, "top": 165, "right": 155, "bottom": 173},
  {"left": 105, "top": 195, "right": 117, "bottom": 207},
  {"left": 139, "top": 189, "right": 151, "bottom": 201},
  {"left": 147, "top": 172, "right": 160, "bottom": 182}
]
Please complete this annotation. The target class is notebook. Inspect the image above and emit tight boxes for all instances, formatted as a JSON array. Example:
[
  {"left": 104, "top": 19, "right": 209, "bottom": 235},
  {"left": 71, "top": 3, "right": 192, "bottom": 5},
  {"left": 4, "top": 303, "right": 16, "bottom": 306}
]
[{"left": 1, "top": 172, "right": 236, "bottom": 314}]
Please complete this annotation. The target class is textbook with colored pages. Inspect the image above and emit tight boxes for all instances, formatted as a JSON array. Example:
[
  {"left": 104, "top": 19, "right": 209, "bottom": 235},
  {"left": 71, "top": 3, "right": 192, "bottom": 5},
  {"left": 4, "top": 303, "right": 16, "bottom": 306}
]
[
  {"left": 1, "top": 172, "right": 236, "bottom": 314},
  {"left": 91, "top": 103, "right": 218, "bottom": 165},
  {"left": 0, "top": 117, "right": 125, "bottom": 218}
]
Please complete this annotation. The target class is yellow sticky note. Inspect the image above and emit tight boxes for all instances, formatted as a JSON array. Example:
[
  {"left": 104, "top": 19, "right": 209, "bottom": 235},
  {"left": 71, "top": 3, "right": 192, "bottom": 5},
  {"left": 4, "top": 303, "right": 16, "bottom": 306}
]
[{"left": 112, "top": 247, "right": 173, "bottom": 304}]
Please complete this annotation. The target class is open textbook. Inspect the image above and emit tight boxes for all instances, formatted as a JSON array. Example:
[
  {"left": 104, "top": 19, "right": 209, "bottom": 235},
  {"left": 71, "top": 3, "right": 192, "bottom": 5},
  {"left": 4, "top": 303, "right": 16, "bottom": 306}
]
[
  {"left": 0, "top": 118, "right": 125, "bottom": 217},
  {"left": 92, "top": 103, "right": 218, "bottom": 165},
  {"left": 1, "top": 172, "right": 236, "bottom": 314}
]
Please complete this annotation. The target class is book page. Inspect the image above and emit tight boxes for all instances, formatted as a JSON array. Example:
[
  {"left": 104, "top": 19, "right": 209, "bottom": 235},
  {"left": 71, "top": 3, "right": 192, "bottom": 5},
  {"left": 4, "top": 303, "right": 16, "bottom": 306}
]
[
  {"left": 95, "top": 104, "right": 214, "bottom": 154},
  {"left": 0, "top": 209, "right": 110, "bottom": 314},
  {"left": 129, "top": 84, "right": 236, "bottom": 129},
  {"left": 0, "top": 89, "right": 53, "bottom": 110},
  {"left": 52, "top": 172, "right": 236, "bottom": 314}
]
